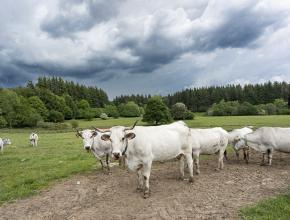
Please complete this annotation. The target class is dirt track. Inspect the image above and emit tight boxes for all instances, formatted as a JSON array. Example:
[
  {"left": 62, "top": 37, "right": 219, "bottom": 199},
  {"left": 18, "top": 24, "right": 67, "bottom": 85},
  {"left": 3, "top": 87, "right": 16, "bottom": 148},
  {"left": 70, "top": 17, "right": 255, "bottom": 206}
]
[{"left": 1, "top": 151, "right": 290, "bottom": 220}]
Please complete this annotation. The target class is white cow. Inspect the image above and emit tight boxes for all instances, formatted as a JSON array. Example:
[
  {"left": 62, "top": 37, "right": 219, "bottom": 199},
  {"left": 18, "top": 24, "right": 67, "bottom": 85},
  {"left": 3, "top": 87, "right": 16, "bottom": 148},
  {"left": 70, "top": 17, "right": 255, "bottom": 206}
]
[
  {"left": 191, "top": 127, "right": 228, "bottom": 174},
  {"left": 0, "top": 138, "right": 11, "bottom": 153},
  {"left": 235, "top": 127, "right": 290, "bottom": 166},
  {"left": 76, "top": 129, "right": 113, "bottom": 171},
  {"left": 29, "top": 133, "right": 39, "bottom": 147},
  {"left": 97, "top": 121, "right": 193, "bottom": 198},
  {"left": 228, "top": 127, "right": 253, "bottom": 162}
]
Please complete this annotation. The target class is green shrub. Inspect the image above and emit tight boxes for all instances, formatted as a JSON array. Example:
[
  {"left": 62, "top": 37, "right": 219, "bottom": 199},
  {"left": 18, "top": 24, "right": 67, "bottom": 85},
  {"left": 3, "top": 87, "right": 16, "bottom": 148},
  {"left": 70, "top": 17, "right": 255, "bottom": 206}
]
[
  {"left": 183, "top": 111, "right": 195, "bottom": 120},
  {"left": 100, "top": 113, "right": 108, "bottom": 120},
  {"left": 37, "top": 121, "right": 69, "bottom": 130},
  {"left": 48, "top": 110, "right": 65, "bottom": 123},
  {"left": 143, "top": 96, "right": 172, "bottom": 125},
  {"left": 119, "top": 101, "right": 141, "bottom": 117},
  {"left": 0, "top": 116, "right": 7, "bottom": 128},
  {"left": 91, "top": 108, "right": 103, "bottom": 118},
  {"left": 104, "top": 105, "right": 119, "bottom": 118}
]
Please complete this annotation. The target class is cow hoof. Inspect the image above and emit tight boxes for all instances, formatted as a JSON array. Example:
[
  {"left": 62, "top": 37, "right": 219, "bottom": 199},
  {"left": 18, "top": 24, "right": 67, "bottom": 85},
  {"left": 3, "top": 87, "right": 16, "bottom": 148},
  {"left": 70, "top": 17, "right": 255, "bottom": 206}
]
[
  {"left": 143, "top": 192, "right": 150, "bottom": 199},
  {"left": 260, "top": 163, "right": 265, "bottom": 166},
  {"left": 136, "top": 187, "right": 143, "bottom": 192},
  {"left": 195, "top": 171, "right": 200, "bottom": 175},
  {"left": 189, "top": 176, "right": 194, "bottom": 183},
  {"left": 178, "top": 176, "right": 184, "bottom": 181},
  {"left": 214, "top": 168, "right": 220, "bottom": 172}
]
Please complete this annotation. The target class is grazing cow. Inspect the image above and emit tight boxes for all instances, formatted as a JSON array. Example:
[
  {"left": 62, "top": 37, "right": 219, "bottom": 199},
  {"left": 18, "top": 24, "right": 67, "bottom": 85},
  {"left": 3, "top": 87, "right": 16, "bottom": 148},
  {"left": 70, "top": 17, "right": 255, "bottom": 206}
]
[
  {"left": 29, "top": 133, "right": 38, "bottom": 147},
  {"left": 228, "top": 127, "right": 253, "bottom": 163},
  {"left": 76, "top": 129, "right": 112, "bottom": 171},
  {"left": 191, "top": 127, "right": 228, "bottom": 174},
  {"left": 96, "top": 121, "right": 193, "bottom": 198},
  {"left": 235, "top": 127, "right": 290, "bottom": 166},
  {"left": 0, "top": 138, "right": 11, "bottom": 153}
]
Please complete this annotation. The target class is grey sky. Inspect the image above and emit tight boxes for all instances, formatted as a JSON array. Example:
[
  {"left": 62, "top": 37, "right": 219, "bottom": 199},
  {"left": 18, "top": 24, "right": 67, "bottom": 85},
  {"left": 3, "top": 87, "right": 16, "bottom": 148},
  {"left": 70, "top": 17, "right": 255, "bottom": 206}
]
[{"left": 1, "top": 0, "right": 290, "bottom": 98}]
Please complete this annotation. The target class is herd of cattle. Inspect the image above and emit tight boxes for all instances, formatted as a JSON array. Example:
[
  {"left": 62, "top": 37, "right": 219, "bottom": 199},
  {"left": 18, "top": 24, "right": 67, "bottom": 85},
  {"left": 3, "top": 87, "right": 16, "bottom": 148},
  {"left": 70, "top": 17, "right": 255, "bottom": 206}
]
[
  {"left": 76, "top": 121, "right": 290, "bottom": 198},
  {"left": 1, "top": 123, "right": 290, "bottom": 198}
]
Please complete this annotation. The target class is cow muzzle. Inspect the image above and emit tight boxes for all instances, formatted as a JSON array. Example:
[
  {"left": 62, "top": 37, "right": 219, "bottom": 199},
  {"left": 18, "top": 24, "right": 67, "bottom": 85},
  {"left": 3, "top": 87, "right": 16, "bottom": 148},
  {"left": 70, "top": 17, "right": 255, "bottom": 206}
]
[
  {"left": 112, "top": 152, "right": 120, "bottom": 160},
  {"left": 85, "top": 146, "right": 90, "bottom": 152}
]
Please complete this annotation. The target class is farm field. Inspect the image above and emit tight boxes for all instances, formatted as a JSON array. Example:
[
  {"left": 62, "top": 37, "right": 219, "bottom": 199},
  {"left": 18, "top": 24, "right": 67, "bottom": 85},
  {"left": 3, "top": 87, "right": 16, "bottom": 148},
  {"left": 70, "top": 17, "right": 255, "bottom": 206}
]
[{"left": 0, "top": 114, "right": 290, "bottom": 219}]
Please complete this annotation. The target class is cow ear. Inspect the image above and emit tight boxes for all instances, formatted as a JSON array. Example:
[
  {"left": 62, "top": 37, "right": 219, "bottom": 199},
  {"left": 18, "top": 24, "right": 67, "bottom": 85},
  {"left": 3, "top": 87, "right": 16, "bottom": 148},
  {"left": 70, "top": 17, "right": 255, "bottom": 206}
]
[
  {"left": 101, "top": 134, "right": 111, "bottom": 141},
  {"left": 125, "top": 132, "right": 136, "bottom": 140},
  {"left": 91, "top": 131, "right": 98, "bottom": 138}
]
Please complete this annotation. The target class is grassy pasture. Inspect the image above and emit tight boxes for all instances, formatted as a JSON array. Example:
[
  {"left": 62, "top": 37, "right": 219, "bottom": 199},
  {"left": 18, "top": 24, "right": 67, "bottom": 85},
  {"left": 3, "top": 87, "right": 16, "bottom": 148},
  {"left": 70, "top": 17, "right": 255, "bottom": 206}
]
[
  {"left": 0, "top": 132, "right": 95, "bottom": 204},
  {"left": 0, "top": 114, "right": 290, "bottom": 218}
]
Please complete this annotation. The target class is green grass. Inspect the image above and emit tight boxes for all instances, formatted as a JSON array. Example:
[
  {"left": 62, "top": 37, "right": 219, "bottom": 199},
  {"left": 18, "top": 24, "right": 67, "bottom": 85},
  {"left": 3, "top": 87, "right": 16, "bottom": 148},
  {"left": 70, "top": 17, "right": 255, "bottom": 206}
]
[
  {"left": 240, "top": 191, "right": 290, "bottom": 219},
  {"left": 0, "top": 132, "right": 96, "bottom": 204},
  {"left": 72, "top": 114, "right": 290, "bottom": 131},
  {"left": 0, "top": 114, "right": 290, "bottom": 209}
]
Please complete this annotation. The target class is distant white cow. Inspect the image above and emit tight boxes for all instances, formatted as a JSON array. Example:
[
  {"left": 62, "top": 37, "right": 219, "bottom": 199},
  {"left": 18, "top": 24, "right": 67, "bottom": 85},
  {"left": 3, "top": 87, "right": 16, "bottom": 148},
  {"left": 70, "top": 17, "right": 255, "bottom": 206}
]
[
  {"left": 76, "top": 129, "right": 112, "bottom": 171},
  {"left": 97, "top": 121, "right": 193, "bottom": 198},
  {"left": 191, "top": 127, "right": 228, "bottom": 174},
  {"left": 235, "top": 127, "right": 290, "bottom": 166},
  {"left": 0, "top": 138, "right": 11, "bottom": 153},
  {"left": 228, "top": 127, "right": 253, "bottom": 162},
  {"left": 29, "top": 133, "right": 38, "bottom": 147}
]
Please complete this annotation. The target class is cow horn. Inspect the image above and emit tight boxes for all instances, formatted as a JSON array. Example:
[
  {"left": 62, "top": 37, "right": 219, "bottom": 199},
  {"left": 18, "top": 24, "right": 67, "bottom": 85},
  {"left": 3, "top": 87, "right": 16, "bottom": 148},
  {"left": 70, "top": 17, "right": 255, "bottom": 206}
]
[
  {"left": 124, "top": 120, "right": 138, "bottom": 131},
  {"left": 94, "top": 127, "right": 111, "bottom": 133},
  {"left": 76, "top": 129, "right": 82, "bottom": 137}
]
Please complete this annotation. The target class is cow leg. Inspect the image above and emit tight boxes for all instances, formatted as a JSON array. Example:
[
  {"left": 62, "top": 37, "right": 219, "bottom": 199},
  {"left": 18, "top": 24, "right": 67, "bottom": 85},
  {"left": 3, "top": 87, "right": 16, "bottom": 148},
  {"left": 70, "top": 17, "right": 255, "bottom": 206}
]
[
  {"left": 218, "top": 149, "right": 225, "bottom": 170},
  {"left": 143, "top": 162, "right": 152, "bottom": 199},
  {"left": 106, "top": 154, "right": 111, "bottom": 172},
  {"left": 245, "top": 148, "right": 249, "bottom": 164},
  {"left": 235, "top": 150, "right": 240, "bottom": 160},
  {"left": 185, "top": 153, "right": 194, "bottom": 182},
  {"left": 192, "top": 152, "right": 200, "bottom": 175},
  {"left": 178, "top": 154, "right": 185, "bottom": 180},
  {"left": 260, "top": 153, "right": 266, "bottom": 166},
  {"left": 224, "top": 150, "right": 228, "bottom": 161},
  {"left": 267, "top": 149, "right": 273, "bottom": 166},
  {"left": 136, "top": 164, "right": 143, "bottom": 192},
  {"left": 99, "top": 160, "right": 104, "bottom": 170}
]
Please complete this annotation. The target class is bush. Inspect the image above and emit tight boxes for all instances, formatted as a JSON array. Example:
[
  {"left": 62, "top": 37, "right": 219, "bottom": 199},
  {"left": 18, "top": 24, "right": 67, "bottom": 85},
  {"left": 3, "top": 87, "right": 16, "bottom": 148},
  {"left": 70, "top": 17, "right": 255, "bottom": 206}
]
[
  {"left": 23, "top": 112, "right": 43, "bottom": 127},
  {"left": 48, "top": 110, "right": 65, "bottom": 123},
  {"left": 0, "top": 116, "right": 7, "bottom": 128},
  {"left": 104, "top": 105, "right": 119, "bottom": 118},
  {"left": 171, "top": 103, "right": 187, "bottom": 120},
  {"left": 70, "top": 120, "right": 79, "bottom": 129},
  {"left": 100, "top": 113, "right": 108, "bottom": 120},
  {"left": 265, "top": 103, "right": 277, "bottom": 115},
  {"left": 183, "top": 111, "right": 195, "bottom": 120},
  {"left": 143, "top": 96, "right": 172, "bottom": 125},
  {"left": 82, "top": 109, "right": 94, "bottom": 121},
  {"left": 119, "top": 101, "right": 141, "bottom": 117},
  {"left": 63, "top": 106, "right": 73, "bottom": 120},
  {"left": 91, "top": 108, "right": 103, "bottom": 118},
  {"left": 237, "top": 102, "right": 258, "bottom": 115},
  {"left": 37, "top": 121, "right": 69, "bottom": 130}
]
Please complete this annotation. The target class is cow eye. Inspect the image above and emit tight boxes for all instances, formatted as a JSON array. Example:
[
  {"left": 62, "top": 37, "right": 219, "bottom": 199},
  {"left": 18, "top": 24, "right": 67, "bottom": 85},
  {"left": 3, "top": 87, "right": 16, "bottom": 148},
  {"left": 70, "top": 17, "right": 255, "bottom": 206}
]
[{"left": 121, "top": 137, "right": 125, "bottom": 141}]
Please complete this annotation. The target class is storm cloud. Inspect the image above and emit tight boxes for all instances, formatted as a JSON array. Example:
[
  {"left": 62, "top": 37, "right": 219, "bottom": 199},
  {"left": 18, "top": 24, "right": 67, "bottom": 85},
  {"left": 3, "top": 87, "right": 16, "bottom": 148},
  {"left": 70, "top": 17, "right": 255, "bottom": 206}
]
[{"left": 1, "top": 0, "right": 290, "bottom": 97}]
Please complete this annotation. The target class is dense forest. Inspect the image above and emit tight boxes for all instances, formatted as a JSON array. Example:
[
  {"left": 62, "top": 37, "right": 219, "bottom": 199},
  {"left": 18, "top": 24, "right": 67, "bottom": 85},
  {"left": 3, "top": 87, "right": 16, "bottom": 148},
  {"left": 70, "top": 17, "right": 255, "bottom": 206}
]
[
  {"left": 0, "top": 77, "right": 289, "bottom": 128},
  {"left": 114, "top": 82, "right": 290, "bottom": 112}
]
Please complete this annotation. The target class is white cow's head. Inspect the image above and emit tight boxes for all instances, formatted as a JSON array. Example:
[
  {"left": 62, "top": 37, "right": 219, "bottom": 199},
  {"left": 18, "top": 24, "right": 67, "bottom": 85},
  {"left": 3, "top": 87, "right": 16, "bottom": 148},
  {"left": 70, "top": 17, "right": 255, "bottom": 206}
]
[
  {"left": 3, "top": 138, "right": 11, "bottom": 145},
  {"left": 233, "top": 135, "right": 246, "bottom": 151},
  {"left": 97, "top": 121, "right": 138, "bottom": 160},
  {"left": 76, "top": 129, "right": 98, "bottom": 152}
]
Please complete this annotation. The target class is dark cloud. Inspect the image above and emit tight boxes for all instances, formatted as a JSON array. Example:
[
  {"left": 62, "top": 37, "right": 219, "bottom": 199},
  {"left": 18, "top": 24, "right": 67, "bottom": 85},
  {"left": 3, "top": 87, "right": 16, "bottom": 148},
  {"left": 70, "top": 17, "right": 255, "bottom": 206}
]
[
  {"left": 41, "top": 0, "right": 123, "bottom": 38},
  {"left": 1, "top": 0, "right": 290, "bottom": 97}
]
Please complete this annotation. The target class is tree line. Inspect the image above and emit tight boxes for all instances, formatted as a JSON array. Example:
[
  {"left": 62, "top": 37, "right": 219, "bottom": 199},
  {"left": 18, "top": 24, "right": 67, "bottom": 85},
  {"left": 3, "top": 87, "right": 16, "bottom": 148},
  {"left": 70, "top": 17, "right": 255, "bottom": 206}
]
[
  {"left": 0, "top": 77, "right": 290, "bottom": 128},
  {"left": 114, "top": 82, "right": 290, "bottom": 112}
]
